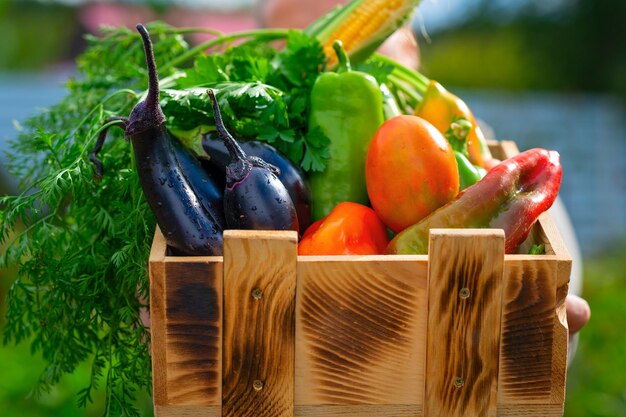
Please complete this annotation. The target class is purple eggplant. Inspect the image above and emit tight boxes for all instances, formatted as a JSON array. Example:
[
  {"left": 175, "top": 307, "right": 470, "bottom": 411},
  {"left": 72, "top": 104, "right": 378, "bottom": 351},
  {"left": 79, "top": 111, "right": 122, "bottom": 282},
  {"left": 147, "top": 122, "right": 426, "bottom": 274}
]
[
  {"left": 207, "top": 89, "right": 298, "bottom": 232},
  {"left": 89, "top": 24, "right": 224, "bottom": 255},
  {"left": 201, "top": 133, "right": 311, "bottom": 233}
]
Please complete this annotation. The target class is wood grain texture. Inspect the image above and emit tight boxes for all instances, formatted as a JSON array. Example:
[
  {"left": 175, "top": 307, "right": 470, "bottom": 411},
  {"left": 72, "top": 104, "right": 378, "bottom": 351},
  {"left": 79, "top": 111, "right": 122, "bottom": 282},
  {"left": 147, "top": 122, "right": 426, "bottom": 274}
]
[
  {"left": 489, "top": 140, "right": 570, "bottom": 406},
  {"left": 551, "top": 277, "right": 569, "bottom": 404},
  {"left": 295, "top": 404, "right": 423, "bottom": 416},
  {"left": 150, "top": 228, "right": 168, "bottom": 406},
  {"left": 154, "top": 405, "right": 220, "bottom": 417},
  {"left": 496, "top": 404, "right": 564, "bottom": 416},
  {"left": 149, "top": 227, "right": 223, "bottom": 409},
  {"left": 296, "top": 258, "right": 427, "bottom": 408},
  {"left": 425, "top": 229, "right": 505, "bottom": 417},
  {"left": 222, "top": 230, "right": 298, "bottom": 417},
  {"left": 164, "top": 260, "right": 222, "bottom": 405},
  {"left": 498, "top": 259, "right": 557, "bottom": 404}
]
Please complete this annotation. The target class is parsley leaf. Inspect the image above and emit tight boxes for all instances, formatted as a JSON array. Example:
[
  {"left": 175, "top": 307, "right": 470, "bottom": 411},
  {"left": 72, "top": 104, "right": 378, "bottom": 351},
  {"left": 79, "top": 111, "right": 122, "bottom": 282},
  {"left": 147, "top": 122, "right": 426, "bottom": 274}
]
[{"left": 172, "top": 29, "right": 329, "bottom": 172}]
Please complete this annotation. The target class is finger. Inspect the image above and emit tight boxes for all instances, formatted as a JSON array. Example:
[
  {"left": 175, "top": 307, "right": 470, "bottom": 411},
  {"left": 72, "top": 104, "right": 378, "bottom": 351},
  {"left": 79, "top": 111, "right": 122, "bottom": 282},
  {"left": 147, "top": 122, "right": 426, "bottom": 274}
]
[{"left": 566, "top": 294, "right": 591, "bottom": 336}]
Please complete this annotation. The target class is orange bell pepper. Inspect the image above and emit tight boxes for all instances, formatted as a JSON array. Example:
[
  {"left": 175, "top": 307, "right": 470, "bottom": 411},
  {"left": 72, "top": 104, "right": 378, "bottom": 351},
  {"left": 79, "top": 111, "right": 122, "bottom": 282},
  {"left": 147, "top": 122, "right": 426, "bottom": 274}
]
[
  {"left": 415, "top": 80, "right": 494, "bottom": 168},
  {"left": 298, "top": 202, "right": 389, "bottom": 255}
]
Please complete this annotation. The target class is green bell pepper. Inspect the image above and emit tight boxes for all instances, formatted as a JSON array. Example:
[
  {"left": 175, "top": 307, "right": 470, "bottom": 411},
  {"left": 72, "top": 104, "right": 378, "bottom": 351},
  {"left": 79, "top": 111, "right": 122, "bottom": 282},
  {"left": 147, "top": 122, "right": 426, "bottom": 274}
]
[{"left": 307, "top": 40, "right": 384, "bottom": 221}]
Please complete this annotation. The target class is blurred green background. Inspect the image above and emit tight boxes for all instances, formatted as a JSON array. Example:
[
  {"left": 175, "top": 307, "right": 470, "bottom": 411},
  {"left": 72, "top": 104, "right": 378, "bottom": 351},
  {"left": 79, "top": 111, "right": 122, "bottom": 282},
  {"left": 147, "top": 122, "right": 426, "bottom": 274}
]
[{"left": 1, "top": 0, "right": 625, "bottom": 416}]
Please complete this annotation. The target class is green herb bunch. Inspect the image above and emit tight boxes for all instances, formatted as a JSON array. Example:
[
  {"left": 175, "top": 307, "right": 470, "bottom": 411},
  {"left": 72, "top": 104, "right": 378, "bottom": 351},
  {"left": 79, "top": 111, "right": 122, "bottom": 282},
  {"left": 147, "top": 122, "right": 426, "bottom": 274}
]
[{"left": 0, "top": 22, "right": 328, "bottom": 416}]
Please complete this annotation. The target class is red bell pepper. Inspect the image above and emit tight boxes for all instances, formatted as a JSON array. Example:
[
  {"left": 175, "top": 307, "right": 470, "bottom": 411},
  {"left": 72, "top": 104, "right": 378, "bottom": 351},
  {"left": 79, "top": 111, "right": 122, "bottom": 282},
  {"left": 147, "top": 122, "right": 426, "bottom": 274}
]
[
  {"left": 386, "top": 148, "right": 562, "bottom": 254},
  {"left": 298, "top": 202, "right": 390, "bottom": 255}
]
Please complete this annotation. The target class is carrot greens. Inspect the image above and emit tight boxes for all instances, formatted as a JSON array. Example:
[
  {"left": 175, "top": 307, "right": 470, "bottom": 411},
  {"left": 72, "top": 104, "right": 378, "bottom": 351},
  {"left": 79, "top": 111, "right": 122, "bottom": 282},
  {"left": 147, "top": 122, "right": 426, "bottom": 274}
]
[{"left": 0, "top": 22, "right": 328, "bottom": 416}]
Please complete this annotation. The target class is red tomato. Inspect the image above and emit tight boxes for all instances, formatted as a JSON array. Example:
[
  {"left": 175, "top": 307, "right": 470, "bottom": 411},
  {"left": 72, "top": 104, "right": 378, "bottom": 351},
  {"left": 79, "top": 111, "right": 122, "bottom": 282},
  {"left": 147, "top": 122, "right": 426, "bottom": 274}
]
[
  {"left": 365, "top": 115, "right": 459, "bottom": 233},
  {"left": 298, "top": 202, "right": 389, "bottom": 255}
]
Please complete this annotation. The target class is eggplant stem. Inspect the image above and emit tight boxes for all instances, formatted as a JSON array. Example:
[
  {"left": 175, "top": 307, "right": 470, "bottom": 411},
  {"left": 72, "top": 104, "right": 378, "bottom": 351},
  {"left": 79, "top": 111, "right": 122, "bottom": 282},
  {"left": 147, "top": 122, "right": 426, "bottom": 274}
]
[
  {"left": 89, "top": 117, "right": 128, "bottom": 181},
  {"left": 207, "top": 89, "right": 248, "bottom": 162},
  {"left": 136, "top": 24, "right": 160, "bottom": 111}
]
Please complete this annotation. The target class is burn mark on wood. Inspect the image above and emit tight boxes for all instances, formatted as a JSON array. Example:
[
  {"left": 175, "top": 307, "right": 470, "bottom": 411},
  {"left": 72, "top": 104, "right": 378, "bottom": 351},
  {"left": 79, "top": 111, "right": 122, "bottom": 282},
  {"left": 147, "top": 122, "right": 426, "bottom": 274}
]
[
  {"left": 426, "top": 230, "right": 504, "bottom": 417},
  {"left": 164, "top": 260, "right": 222, "bottom": 405},
  {"left": 168, "top": 283, "right": 218, "bottom": 322},
  {"left": 439, "top": 255, "right": 495, "bottom": 412},
  {"left": 167, "top": 386, "right": 219, "bottom": 404},
  {"left": 298, "top": 261, "right": 423, "bottom": 404},
  {"left": 222, "top": 232, "right": 297, "bottom": 417},
  {"left": 499, "top": 261, "right": 555, "bottom": 401}
]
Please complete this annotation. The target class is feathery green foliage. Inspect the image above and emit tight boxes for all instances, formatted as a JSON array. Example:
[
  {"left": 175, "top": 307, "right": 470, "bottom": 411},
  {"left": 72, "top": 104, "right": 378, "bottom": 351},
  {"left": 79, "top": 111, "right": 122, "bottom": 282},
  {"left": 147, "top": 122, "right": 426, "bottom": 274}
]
[
  {"left": 0, "top": 22, "right": 190, "bottom": 416},
  {"left": 0, "top": 22, "right": 329, "bottom": 416}
]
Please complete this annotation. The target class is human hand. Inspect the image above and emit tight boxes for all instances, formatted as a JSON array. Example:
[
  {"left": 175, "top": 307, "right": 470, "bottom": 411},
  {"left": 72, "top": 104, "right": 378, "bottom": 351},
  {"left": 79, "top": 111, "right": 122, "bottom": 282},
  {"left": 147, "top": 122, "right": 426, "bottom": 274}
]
[{"left": 566, "top": 294, "right": 590, "bottom": 339}]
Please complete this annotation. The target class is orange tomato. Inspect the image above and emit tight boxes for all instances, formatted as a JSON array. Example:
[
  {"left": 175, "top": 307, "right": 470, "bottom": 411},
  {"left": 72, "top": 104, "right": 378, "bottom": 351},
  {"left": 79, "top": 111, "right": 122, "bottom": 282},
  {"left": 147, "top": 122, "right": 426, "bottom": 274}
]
[
  {"left": 365, "top": 115, "right": 459, "bottom": 233},
  {"left": 415, "top": 80, "right": 491, "bottom": 168}
]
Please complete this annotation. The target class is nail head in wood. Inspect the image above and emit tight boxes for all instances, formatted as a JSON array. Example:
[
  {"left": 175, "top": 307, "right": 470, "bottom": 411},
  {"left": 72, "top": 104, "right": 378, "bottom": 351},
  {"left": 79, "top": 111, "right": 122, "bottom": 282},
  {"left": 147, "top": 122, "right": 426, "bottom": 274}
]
[
  {"left": 252, "top": 288, "right": 263, "bottom": 300},
  {"left": 459, "top": 287, "right": 470, "bottom": 299},
  {"left": 454, "top": 377, "right": 464, "bottom": 388},
  {"left": 253, "top": 380, "right": 264, "bottom": 391}
]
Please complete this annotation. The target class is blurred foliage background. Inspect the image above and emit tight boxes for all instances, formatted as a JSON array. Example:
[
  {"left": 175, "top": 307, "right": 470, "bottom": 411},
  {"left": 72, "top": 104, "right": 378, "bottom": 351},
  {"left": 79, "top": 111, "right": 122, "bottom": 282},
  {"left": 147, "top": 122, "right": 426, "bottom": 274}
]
[
  {"left": 419, "top": 0, "right": 626, "bottom": 96},
  {"left": 1, "top": 0, "right": 625, "bottom": 416}
]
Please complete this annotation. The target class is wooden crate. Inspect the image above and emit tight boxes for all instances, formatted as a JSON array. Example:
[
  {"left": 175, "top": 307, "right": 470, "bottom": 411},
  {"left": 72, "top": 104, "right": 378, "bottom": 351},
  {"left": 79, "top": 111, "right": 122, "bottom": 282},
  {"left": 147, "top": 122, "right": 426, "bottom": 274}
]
[{"left": 149, "top": 141, "right": 571, "bottom": 417}]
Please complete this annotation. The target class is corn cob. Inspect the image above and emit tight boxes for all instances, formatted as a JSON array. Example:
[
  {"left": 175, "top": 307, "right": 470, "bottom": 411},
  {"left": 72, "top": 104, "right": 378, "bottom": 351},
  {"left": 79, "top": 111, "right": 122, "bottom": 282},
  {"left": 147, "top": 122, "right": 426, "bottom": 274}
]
[{"left": 306, "top": 0, "right": 421, "bottom": 67}]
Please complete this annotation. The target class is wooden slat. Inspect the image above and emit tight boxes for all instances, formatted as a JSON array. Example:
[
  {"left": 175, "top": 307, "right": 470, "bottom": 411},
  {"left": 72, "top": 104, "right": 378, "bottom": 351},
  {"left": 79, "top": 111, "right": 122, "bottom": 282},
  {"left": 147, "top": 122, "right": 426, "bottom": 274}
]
[
  {"left": 498, "top": 259, "right": 556, "bottom": 404},
  {"left": 164, "top": 260, "right": 222, "bottom": 405},
  {"left": 551, "top": 275, "right": 569, "bottom": 404},
  {"left": 539, "top": 210, "right": 571, "bottom": 405},
  {"left": 155, "top": 405, "right": 220, "bottom": 417},
  {"left": 497, "top": 140, "right": 521, "bottom": 159},
  {"left": 295, "top": 404, "right": 423, "bottom": 416},
  {"left": 496, "top": 404, "right": 564, "bottom": 416},
  {"left": 150, "top": 227, "right": 223, "bottom": 413},
  {"left": 222, "top": 230, "right": 298, "bottom": 417},
  {"left": 296, "top": 257, "right": 427, "bottom": 410},
  {"left": 490, "top": 141, "right": 571, "bottom": 407},
  {"left": 425, "top": 229, "right": 505, "bottom": 417},
  {"left": 150, "top": 228, "right": 168, "bottom": 406}
]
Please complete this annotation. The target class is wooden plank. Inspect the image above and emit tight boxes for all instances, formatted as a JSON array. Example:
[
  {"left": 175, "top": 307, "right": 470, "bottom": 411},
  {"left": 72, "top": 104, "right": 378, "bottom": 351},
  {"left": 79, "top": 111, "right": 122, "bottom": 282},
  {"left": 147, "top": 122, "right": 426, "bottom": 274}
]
[
  {"left": 491, "top": 140, "right": 570, "bottom": 405},
  {"left": 487, "top": 140, "right": 519, "bottom": 161},
  {"left": 150, "top": 228, "right": 168, "bottom": 406},
  {"left": 222, "top": 230, "right": 298, "bottom": 417},
  {"left": 164, "top": 260, "right": 222, "bottom": 405},
  {"left": 498, "top": 140, "right": 521, "bottom": 159},
  {"left": 296, "top": 257, "right": 427, "bottom": 409},
  {"left": 155, "top": 405, "right": 220, "bottom": 417},
  {"left": 551, "top": 274, "right": 569, "bottom": 405},
  {"left": 425, "top": 229, "right": 505, "bottom": 417},
  {"left": 498, "top": 259, "right": 557, "bottom": 404},
  {"left": 295, "top": 404, "right": 423, "bottom": 416},
  {"left": 496, "top": 404, "right": 564, "bottom": 416},
  {"left": 538, "top": 212, "right": 571, "bottom": 405}
]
